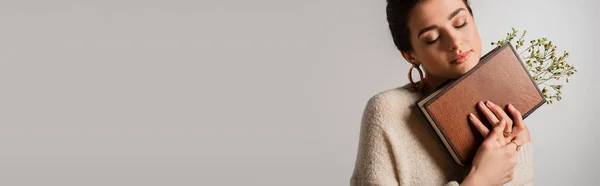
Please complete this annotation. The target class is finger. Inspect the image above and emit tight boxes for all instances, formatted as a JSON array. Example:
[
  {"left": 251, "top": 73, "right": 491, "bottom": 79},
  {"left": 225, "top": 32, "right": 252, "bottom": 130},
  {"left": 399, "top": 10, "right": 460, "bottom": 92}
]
[
  {"left": 486, "top": 101, "right": 513, "bottom": 137},
  {"left": 495, "top": 119, "right": 508, "bottom": 145},
  {"left": 507, "top": 104, "right": 526, "bottom": 138},
  {"left": 484, "top": 119, "right": 506, "bottom": 147},
  {"left": 469, "top": 113, "right": 490, "bottom": 137},
  {"left": 510, "top": 138, "right": 523, "bottom": 150},
  {"left": 478, "top": 101, "right": 500, "bottom": 126}
]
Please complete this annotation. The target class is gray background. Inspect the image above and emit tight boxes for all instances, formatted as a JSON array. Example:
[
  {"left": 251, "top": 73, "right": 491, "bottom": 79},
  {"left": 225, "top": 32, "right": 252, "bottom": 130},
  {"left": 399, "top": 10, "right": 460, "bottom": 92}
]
[{"left": 0, "top": 0, "right": 597, "bottom": 185}]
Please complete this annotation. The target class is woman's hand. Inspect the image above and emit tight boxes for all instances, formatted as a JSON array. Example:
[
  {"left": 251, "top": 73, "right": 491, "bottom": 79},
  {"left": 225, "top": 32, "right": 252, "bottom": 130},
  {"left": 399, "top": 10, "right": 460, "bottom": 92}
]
[
  {"left": 462, "top": 120, "right": 519, "bottom": 186},
  {"left": 470, "top": 101, "right": 532, "bottom": 146}
]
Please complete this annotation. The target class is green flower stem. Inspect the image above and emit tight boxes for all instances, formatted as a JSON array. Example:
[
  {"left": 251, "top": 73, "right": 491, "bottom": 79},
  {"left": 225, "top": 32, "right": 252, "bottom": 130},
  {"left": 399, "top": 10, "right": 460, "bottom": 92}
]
[{"left": 492, "top": 28, "right": 576, "bottom": 104}]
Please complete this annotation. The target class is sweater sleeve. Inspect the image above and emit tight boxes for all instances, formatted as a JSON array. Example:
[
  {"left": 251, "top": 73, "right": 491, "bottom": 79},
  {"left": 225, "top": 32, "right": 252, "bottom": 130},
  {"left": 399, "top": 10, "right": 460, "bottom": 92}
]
[
  {"left": 504, "top": 142, "right": 534, "bottom": 186},
  {"left": 350, "top": 95, "right": 461, "bottom": 186},
  {"left": 349, "top": 120, "right": 399, "bottom": 186}
]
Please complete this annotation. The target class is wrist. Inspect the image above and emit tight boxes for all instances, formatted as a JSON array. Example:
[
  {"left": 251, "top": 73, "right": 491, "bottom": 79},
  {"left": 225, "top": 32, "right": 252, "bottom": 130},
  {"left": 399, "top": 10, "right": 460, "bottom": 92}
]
[{"left": 462, "top": 170, "right": 486, "bottom": 186}]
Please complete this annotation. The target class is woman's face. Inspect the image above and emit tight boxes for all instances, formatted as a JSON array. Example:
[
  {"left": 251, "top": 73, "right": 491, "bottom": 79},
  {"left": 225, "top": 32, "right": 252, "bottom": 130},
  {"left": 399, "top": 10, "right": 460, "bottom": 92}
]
[{"left": 405, "top": 0, "right": 482, "bottom": 79}]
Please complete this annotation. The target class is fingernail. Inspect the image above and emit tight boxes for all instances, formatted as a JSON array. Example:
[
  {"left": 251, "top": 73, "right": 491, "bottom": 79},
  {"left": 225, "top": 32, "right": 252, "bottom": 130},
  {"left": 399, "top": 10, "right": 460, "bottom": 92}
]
[
  {"left": 469, "top": 113, "right": 474, "bottom": 119},
  {"left": 486, "top": 100, "right": 496, "bottom": 107},
  {"left": 478, "top": 101, "right": 485, "bottom": 107},
  {"left": 509, "top": 104, "right": 515, "bottom": 110}
]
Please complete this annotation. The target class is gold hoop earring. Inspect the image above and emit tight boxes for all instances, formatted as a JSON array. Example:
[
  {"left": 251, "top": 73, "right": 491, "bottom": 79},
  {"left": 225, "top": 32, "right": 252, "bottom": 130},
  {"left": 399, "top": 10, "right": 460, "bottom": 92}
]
[{"left": 408, "top": 64, "right": 424, "bottom": 91}]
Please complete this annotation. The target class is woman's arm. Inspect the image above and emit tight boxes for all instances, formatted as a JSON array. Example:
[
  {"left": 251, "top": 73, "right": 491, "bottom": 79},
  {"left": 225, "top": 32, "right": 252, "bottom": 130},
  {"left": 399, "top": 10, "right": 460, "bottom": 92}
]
[
  {"left": 350, "top": 95, "right": 462, "bottom": 186},
  {"left": 350, "top": 95, "right": 400, "bottom": 185}
]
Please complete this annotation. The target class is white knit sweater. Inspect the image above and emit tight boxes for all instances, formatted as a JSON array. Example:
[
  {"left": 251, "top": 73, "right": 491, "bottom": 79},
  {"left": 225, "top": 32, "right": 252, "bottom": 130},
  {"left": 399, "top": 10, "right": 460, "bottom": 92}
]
[{"left": 350, "top": 84, "right": 534, "bottom": 186}]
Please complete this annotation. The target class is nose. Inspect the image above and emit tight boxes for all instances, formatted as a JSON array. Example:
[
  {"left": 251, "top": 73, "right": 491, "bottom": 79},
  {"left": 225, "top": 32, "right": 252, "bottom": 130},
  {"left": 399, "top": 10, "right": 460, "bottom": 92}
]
[{"left": 445, "top": 30, "right": 462, "bottom": 52}]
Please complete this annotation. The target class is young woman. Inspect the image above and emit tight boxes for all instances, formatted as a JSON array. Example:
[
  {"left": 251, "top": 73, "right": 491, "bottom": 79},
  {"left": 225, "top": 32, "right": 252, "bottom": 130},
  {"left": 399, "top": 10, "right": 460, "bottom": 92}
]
[{"left": 350, "top": 0, "right": 533, "bottom": 185}]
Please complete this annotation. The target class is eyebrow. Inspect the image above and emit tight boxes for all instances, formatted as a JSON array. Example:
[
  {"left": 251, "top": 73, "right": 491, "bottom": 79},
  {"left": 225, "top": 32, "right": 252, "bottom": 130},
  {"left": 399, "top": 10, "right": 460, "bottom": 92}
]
[
  {"left": 417, "top": 8, "right": 467, "bottom": 38},
  {"left": 448, "top": 8, "right": 466, "bottom": 20}
]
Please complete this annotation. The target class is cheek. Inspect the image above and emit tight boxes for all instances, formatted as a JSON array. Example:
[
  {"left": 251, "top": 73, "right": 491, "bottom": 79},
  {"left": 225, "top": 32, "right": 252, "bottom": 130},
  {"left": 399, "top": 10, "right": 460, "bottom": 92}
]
[
  {"left": 466, "top": 23, "right": 482, "bottom": 48},
  {"left": 419, "top": 46, "right": 444, "bottom": 61},
  {"left": 419, "top": 50, "right": 449, "bottom": 72}
]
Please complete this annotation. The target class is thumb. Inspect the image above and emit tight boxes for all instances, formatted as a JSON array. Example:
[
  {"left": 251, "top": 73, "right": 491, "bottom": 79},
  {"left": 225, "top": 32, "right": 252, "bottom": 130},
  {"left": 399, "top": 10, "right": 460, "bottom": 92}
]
[{"left": 485, "top": 119, "right": 506, "bottom": 142}]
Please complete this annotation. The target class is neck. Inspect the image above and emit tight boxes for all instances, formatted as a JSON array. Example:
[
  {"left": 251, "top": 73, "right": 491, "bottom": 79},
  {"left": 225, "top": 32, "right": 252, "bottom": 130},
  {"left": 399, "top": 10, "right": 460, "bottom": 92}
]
[{"left": 421, "top": 73, "right": 449, "bottom": 95}]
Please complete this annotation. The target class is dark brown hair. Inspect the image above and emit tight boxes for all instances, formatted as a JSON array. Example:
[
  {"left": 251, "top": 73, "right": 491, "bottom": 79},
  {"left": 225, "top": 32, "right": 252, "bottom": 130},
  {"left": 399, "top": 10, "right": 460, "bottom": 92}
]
[{"left": 386, "top": 0, "right": 473, "bottom": 52}]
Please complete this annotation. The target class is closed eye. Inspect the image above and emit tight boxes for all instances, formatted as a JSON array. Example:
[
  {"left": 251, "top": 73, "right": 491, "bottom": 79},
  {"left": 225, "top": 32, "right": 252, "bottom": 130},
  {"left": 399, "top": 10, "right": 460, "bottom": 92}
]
[
  {"left": 426, "top": 38, "right": 439, "bottom": 45},
  {"left": 455, "top": 20, "right": 468, "bottom": 28},
  {"left": 425, "top": 20, "right": 467, "bottom": 45}
]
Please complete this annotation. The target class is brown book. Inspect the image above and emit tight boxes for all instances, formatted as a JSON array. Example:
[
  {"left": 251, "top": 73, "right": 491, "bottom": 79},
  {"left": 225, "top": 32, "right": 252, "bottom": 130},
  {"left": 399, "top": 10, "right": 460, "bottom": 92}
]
[{"left": 417, "top": 43, "right": 545, "bottom": 166}]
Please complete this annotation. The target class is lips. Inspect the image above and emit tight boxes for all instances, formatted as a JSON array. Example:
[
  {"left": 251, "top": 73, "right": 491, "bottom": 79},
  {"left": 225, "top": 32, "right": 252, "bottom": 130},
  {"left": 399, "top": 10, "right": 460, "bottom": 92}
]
[{"left": 451, "top": 51, "right": 471, "bottom": 64}]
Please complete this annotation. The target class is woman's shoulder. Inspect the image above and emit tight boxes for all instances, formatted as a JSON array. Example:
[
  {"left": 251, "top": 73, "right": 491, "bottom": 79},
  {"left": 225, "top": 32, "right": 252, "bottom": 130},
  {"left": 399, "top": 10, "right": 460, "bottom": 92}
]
[
  {"left": 365, "top": 83, "right": 423, "bottom": 110},
  {"left": 360, "top": 83, "right": 423, "bottom": 127}
]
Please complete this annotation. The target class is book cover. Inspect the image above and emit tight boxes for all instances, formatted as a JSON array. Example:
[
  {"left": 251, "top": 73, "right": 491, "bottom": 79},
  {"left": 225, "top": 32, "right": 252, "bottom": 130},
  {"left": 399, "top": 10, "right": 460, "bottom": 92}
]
[{"left": 417, "top": 43, "right": 545, "bottom": 166}]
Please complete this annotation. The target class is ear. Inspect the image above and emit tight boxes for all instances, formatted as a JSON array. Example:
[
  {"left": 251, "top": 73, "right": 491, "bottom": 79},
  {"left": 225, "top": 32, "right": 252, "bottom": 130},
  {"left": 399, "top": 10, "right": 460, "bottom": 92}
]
[{"left": 401, "top": 51, "right": 419, "bottom": 65}]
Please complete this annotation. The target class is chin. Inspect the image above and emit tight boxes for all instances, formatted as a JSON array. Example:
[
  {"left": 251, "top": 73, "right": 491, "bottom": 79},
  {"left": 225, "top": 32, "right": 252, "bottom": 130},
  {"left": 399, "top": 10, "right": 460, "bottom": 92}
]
[{"left": 451, "top": 59, "right": 479, "bottom": 78}]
